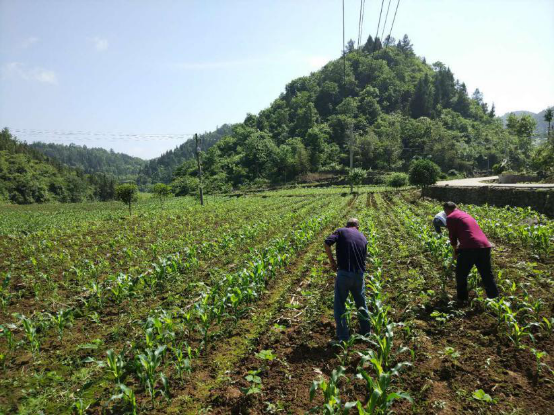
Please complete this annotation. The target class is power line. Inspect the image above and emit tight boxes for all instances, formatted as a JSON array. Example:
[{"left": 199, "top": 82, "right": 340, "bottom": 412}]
[
  {"left": 373, "top": 0, "right": 385, "bottom": 52},
  {"left": 342, "top": 0, "right": 346, "bottom": 88},
  {"left": 11, "top": 128, "right": 195, "bottom": 142},
  {"left": 380, "top": 0, "right": 393, "bottom": 44},
  {"left": 357, "top": 0, "right": 367, "bottom": 50},
  {"left": 387, "top": 0, "right": 401, "bottom": 46}
]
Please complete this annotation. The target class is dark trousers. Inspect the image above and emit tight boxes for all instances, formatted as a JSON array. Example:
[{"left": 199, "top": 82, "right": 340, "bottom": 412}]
[
  {"left": 334, "top": 270, "right": 371, "bottom": 341},
  {"left": 456, "top": 248, "right": 499, "bottom": 301}
]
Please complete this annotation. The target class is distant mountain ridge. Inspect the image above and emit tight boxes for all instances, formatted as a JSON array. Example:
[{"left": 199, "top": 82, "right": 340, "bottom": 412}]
[
  {"left": 30, "top": 142, "right": 146, "bottom": 181},
  {"left": 500, "top": 107, "right": 553, "bottom": 136},
  {"left": 137, "top": 124, "right": 233, "bottom": 186}
]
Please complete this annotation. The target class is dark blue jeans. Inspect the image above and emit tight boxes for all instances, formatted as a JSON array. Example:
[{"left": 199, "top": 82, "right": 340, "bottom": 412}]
[{"left": 334, "top": 269, "right": 371, "bottom": 341}]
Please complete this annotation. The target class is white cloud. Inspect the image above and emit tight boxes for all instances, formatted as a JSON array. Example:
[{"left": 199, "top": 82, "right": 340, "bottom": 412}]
[
  {"left": 20, "top": 36, "right": 39, "bottom": 49},
  {"left": 89, "top": 37, "right": 109, "bottom": 52},
  {"left": 1, "top": 62, "right": 58, "bottom": 85}
]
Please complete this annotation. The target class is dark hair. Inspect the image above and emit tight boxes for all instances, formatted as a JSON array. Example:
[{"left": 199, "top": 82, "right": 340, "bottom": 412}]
[
  {"left": 346, "top": 218, "right": 359, "bottom": 228},
  {"left": 443, "top": 201, "right": 457, "bottom": 211}
]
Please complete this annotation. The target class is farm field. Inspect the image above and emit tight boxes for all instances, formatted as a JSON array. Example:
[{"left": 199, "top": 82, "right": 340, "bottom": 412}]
[{"left": 0, "top": 188, "right": 553, "bottom": 415}]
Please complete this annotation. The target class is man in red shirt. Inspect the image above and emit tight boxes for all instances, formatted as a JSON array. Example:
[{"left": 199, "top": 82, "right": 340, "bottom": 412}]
[{"left": 444, "top": 201, "right": 499, "bottom": 302}]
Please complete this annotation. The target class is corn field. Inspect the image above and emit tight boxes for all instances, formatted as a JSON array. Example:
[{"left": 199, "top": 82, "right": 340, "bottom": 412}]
[{"left": 0, "top": 189, "right": 552, "bottom": 414}]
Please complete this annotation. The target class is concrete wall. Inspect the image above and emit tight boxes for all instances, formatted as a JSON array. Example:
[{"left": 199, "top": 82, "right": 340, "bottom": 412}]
[
  {"left": 422, "top": 186, "right": 554, "bottom": 217},
  {"left": 498, "top": 174, "right": 539, "bottom": 184}
]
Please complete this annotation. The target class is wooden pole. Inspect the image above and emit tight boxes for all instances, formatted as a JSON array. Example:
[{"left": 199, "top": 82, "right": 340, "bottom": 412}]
[{"left": 194, "top": 133, "right": 204, "bottom": 206}]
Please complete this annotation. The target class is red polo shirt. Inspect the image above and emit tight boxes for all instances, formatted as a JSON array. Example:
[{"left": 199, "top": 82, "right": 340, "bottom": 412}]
[{"left": 446, "top": 209, "right": 491, "bottom": 250}]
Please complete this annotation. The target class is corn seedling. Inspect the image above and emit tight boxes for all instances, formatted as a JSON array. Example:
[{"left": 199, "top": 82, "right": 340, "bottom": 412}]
[
  {"left": 530, "top": 349, "right": 549, "bottom": 378},
  {"left": 110, "top": 384, "right": 137, "bottom": 415},
  {"left": 86, "top": 349, "right": 128, "bottom": 385},
  {"left": 0, "top": 273, "right": 11, "bottom": 311},
  {"left": 0, "top": 324, "right": 16, "bottom": 351},
  {"left": 17, "top": 314, "right": 40, "bottom": 354},
  {"left": 310, "top": 366, "right": 354, "bottom": 415},
  {"left": 50, "top": 308, "right": 73, "bottom": 341},
  {"left": 356, "top": 357, "right": 412, "bottom": 415},
  {"left": 72, "top": 398, "right": 92, "bottom": 415},
  {"left": 135, "top": 345, "right": 167, "bottom": 405}
]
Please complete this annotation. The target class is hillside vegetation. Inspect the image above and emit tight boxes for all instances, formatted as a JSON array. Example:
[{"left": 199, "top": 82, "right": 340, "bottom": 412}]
[
  {"left": 500, "top": 107, "right": 553, "bottom": 137},
  {"left": 0, "top": 128, "right": 116, "bottom": 204},
  {"left": 171, "top": 35, "right": 548, "bottom": 194},
  {"left": 29, "top": 142, "right": 146, "bottom": 181},
  {"left": 137, "top": 124, "right": 233, "bottom": 187}
]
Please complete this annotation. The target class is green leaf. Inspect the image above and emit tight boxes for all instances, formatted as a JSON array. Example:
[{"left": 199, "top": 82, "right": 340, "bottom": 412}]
[{"left": 472, "top": 389, "right": 494, "bottom": 403}]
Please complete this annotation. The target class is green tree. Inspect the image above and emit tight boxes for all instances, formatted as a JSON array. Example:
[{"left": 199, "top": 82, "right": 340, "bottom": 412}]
[
  {"left": 115, "top": 184, "right": 138, "bottom": 215},
  {"left": 387, "top": 172, "right": 408, "bottom": 188},
  {"left": 410, "top": 73, "right": 434, "bottom": 118},
  {"left": 544, "top": 107, "right": 553, "bottom": 140},
  {"left": 408, "top": 159, "right": 441, "bottom": 190},
  {"left": 152, "top": 183, "right": 172, "bottom": 205},
  {"left": 347, "top": 168, "right": 367, "bottom": 193}
]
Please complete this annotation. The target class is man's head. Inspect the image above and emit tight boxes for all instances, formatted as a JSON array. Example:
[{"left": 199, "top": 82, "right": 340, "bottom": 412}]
[
  {"left": 443, "top": 201, "right": 457, "bottom": 215},
  {"left": 346, "top": 218, "right": 360, "bottom": 229}
]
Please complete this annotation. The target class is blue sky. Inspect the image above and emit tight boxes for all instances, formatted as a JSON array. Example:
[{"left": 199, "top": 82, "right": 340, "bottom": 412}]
[{"left": 1, "top": 0, "right": 553, "bottom": 159}]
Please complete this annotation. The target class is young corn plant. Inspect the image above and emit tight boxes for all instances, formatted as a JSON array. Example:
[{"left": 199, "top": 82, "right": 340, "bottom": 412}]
[
  {"left": 0, "top": 273, "right": 11, "bottom": 312},
  {"left": 0, "top": 324, "right": 16, "bottom": 351},
  {"left": 172, "top": 342, "right": 194, "bottom": 380},
  {"left": 310, "top": 366, "right": 355, "bottom": 415},
  {"left": 17, "top": 314, "right": 40, "bottom": 354},
  {"left": 530, "top": 349, "right": 550, "bottom": 379},
  {"left": 72, "top": 398, "right": 92, "bottom": 415},
  {"left": 86, "top": 349, "right": 128, "bottom": 386},
  {"left": 110, "top": 384, "right": 138, "bottom": 415},
  {"left": 135, "top": 345, "right": 167, "bottom": 406},
  {"left": 50, "top": 308, "right": 73, "bottom": 341},
  {"left": 356, "top": 357, "right": 412, "bottom": 415}
]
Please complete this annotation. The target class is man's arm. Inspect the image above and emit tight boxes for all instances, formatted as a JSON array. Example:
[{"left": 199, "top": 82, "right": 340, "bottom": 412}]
[
  {"left": 324, "top": 243, "right": 337, "bottom": 271},
  {"left": 446, "top": 217, "right": 459, "bottom": 259}
]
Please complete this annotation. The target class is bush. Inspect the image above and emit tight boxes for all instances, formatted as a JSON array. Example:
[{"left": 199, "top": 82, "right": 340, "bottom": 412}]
[
  {"left": 151, "top": 183, "right": 172, "bottom": 204},
  {"left": 115, "top": 183, "right": 138, "bottom": 215},
  {"left": 171, "top": 176, "right": 199, "bottom": 197},
  {"left": 492, "top": 163, "right": 505, "bottom": 175},
  {"left": 447, "top": 169, "right": 459, "bottom": 177},
  {"left": 386, "top": 172, "right": 408, "bottom": 188},
  {"left": 347, "top": 168, "right": 367, "bottom": 193},
  {"left": 408, "top": 159, "right": 441, "bottom": 188}
]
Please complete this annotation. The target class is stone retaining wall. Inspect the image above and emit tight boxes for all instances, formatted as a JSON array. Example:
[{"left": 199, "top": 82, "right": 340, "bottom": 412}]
[
  {"left": 422, "top": 186, "right": 554, "bottom": 217},
  {"left": 498, "top": 174, "right": 539, "bottom": 184}
]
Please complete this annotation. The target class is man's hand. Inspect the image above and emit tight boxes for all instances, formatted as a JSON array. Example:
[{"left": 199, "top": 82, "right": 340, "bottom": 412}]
[{"left": 324, "top": 243, "right": 337, "bottom": 272}]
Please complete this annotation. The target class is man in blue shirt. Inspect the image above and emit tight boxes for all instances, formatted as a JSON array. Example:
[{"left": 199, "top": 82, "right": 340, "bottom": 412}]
[{"left": 324, "top": 218, "right": 371, "bottom": 344}]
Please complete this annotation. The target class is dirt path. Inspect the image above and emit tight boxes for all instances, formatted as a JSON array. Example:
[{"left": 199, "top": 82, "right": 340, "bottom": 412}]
[{"left": 436, "top": 176, "right": 554, "bottom": 189}]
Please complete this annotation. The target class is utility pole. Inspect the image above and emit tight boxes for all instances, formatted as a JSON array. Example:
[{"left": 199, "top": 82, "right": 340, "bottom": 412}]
[
  {"left": 194, "top": 133, "right": 204, "bottom": 206},
  {"left": 348, "top": 122, "right": 354, "bottom": 169}
]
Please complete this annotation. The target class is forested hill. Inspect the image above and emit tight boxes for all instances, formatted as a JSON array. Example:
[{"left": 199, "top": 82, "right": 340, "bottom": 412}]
[
  {"left": 0, "top": 128, "right": 116, "bottom": 204},
  {"left": 30, "top": 142, "right": 146, "bottom": 181},
  {"left": 172, "top": 35, "right": 546, "bottom": 194},
  {"left": 500, "top": 107, "right": 553, "bottom": 137},
  {"left": 137, "top": 124, "right": 233, "bottom": 186}
]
